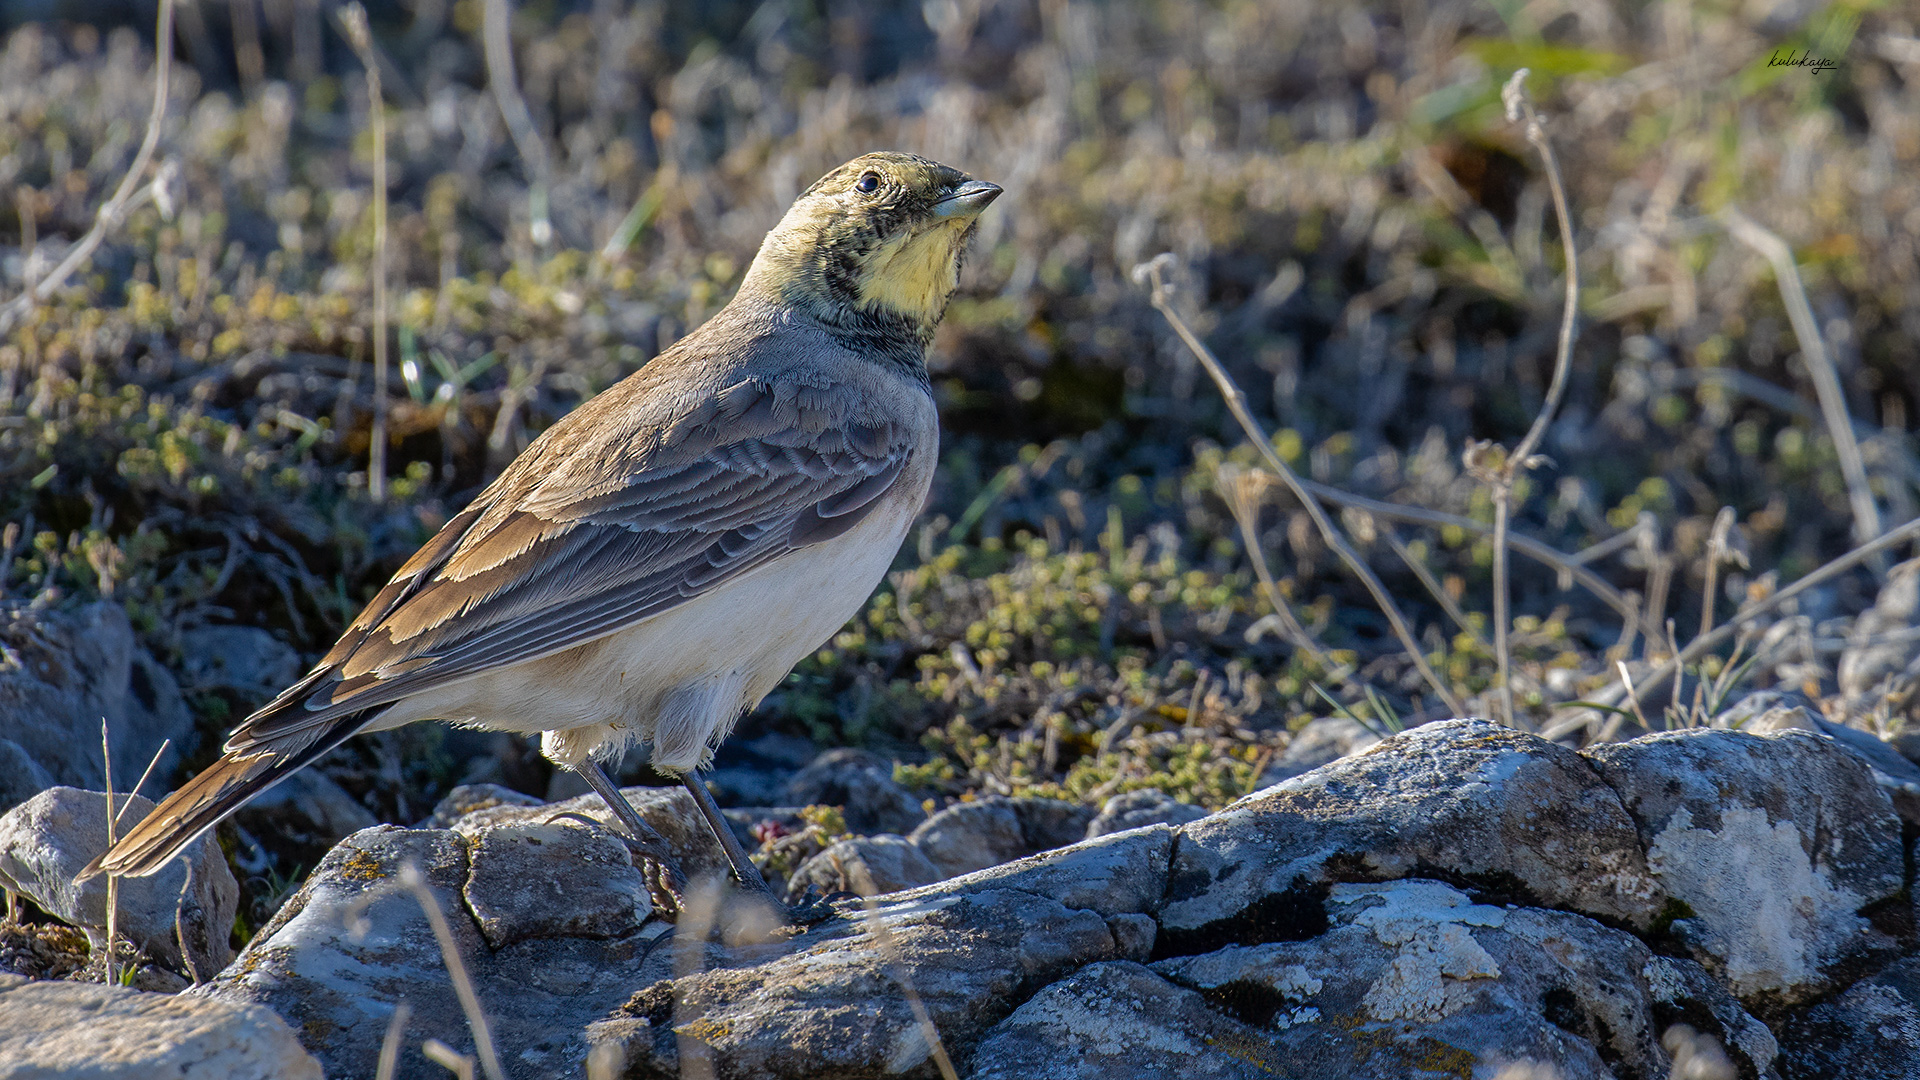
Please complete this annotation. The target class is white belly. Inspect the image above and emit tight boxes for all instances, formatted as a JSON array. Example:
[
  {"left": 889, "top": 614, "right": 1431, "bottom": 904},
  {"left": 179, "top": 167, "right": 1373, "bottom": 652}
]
[{"left": 373, "top": 456, "right": 930, "bottom": 773}]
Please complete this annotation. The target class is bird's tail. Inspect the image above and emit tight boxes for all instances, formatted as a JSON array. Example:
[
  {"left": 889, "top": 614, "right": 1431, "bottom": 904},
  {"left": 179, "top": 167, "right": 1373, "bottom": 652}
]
[{"left": 78, "top": 718, "right": 367, "bottom": 881}]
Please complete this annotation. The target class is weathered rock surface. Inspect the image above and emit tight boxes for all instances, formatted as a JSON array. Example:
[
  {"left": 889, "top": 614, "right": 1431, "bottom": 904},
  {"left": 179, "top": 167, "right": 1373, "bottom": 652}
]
[
  {"left": 459, "top": 820, "right": 652, "bottom": 948},
  {"left": 1777, "top": 954, "right": 1920, "bottom": 1079},
  {"left": 784, "top": 833, "right": 943, "bottom": 897},
  {"left": 448, "top": 783, "right": 739, "bottom": 883},
  {"left": 1728, "top": 689, "right": 1920, "bottom": 828},
  {"left": 0, "top": 787, "right": 236, "bottom": 976},
  {"left": 0, "top": 602, "right": 193, "bottom": 790},
  {"left": 1083, "top": 788, "right": 1206, "bottom": 837},
  {"left": 1838, "top": 556, "right": 1920, "bottom": 712},
  {"left": 233, "top": 768, "right": 379, "bottom": 858},
  {"left": 201, "top": 824, "right": 663, "bottom": 1080},
  {"left": 0, "top": 738, "right": 54, "bottom": 815},
  {"left": 1585, "top": 727, "right": 1907, "bottom": 1007},
  {"left": 425, "top": 781, "right": 546, "bottom": 827},
  {"left": 1257, "top": 715, "right": 1382, "bottom": 786},
  {"left": 908, "top": 795, "right": 1096, "bottom": 879},
  {"left": 590, "top": 888, "right": 1122, "bottom": 1078},
  {"left": 0, "top": 973, "right": 323, "bottom": 1080},
  {"left": 782, "top": 748, "right": 927, "bottom": 835},
  {"left": 176, "top": 625, "right": 302, "bottom": 700},
  {"left": 1160, "top": 720, "right": 1665, "bottom": 955},
  {"left": 972, "top": 880, "right": 1778, "bottom": 1080}
]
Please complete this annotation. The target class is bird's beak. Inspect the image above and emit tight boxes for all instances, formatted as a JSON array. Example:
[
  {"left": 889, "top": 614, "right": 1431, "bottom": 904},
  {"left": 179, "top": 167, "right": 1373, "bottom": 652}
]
[{"left": 933, "top": 180, "right": 1003, "bottom": 219}]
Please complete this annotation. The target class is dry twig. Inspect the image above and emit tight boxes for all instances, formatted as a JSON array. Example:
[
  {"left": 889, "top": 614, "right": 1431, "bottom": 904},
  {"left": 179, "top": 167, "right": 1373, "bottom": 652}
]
[
  {"left": 1466, "top": 69, "right": 1582, "bottom": 728},
  {"left": 1137, "top": 256, "right": 1464, "bottom": 717},
  {"left": 0, "top": 0, "right": 177, "bottom": 338},
  {"left": 481, "top": 0, "right": 555, "bottom": 247},
  {"left": 1722, "top": 207, "right": 1881, "bottom": 548},
  {"left": 340, "top": 4, "right": 392, "bottom": 501}
]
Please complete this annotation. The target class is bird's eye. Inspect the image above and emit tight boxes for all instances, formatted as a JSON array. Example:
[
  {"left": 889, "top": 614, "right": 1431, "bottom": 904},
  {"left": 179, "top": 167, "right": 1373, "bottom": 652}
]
[{"left": 854, "top": 171, "right": 882, "bottom": 194}]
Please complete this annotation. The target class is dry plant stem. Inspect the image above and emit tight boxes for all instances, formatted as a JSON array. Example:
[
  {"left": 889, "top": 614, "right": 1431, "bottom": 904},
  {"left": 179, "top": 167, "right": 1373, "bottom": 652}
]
[
  {"left": 1382, "top": 525, "right": 1487, "bottom": 648},
  {"left": 423, "top": 1039, "right": 475, "bottom": 1080},
  {"left": 1722, "top": 207, "right": 1880, "bottom": 547},
  {"left": 671, "top": 877, "right": 723, "bottom": 1080},
  {"left": 341, "top": 5, "right": 391, "bottom": 502},
  {"left": 481, "top": 0, "right": 555, "bottom": 247},
  {"left": 100, "top": 719, "right": 119, "bottom": 985},
  {"left": 0, "top": 0, "right": 175, "bottom": 337},
  {"left": 112, "top": 738, "right": 170, "bottom": 830},
  {"left": 1139, "top": 258, "right": 1464, "bottom": 717},
  {"left": 1219, "top": 464, "right": 1334, "bottom": 669},
  {"left": 1296, "top": 478, "right": 1642, "bottom": 629},
  {"left": 1627, "top": 514, "right": 1920, "bottom": 707},
  {"left": 859, "top": 897, "right": 960, "bottom": 1080},
  {"left": 375, "top": 1001, "right": 412, "bottom": 1080},
  {"left": 390, "top": 863, "right": 506, "bottom": 1080},
  {"left": 1486, "top": 69, "right": 1583, "bottom": 728}
]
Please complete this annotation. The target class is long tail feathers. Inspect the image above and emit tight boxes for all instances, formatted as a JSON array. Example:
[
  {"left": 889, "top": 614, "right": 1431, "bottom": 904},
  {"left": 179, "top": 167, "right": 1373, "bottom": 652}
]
[{"left": 78, "top": 717, "right": 367, "bottom": 881}]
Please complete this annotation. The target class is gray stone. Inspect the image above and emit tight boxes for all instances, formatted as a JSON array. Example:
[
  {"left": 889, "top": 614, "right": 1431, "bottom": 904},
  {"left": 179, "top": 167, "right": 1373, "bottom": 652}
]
[
  {"left": 449, "top": 784, "right": 738, "bottom": 884},
  {"left": 1586, "top": 727, "right": 1907, "bottom": 1007},
  {"left": 1146, "top": 879, "right": 1777, "bottom": 1080},
  {"left": 425, "top": 782, "right": 545, "bottom": 828},
  {"left": 202, "top": 824, "right": 665, "bottom": 1080},
  {"left": 0, "top": 787, "right": 236, "bottom": 976},
  {"left": 908, "top": 795, "right": 1096, "bottom": 879},
  {"left": 898, "top": 824, "right": 1174, "bottom": 919},
  {"left": 784, "top": 834, "right": 942, "bottom": 898},
  {"left": 1084, "top": 788, "right": 1206, "bottom": 838},
  {"left": 589, "top": 887, "right": 1122, "bottom": 1078},
  {"left": 1838, "top": 557, "right": 1920, "bottom": 712},
  {"left": 967, "top": 961, "right": 1293, "bottom": 1080},
  {"left": 1160, "top": 720, "right": 1665, "bottom": 954},
  {"left": 233, "top": 769, "right": 378, "bottom": 853},
  {"left": 1258, "top": 715, "right": 1383, "bottom": 786},
  {"left": 782, "top": 748, "right": 927, "bottom": 835},
  {"left": 1728, "top": 691, "right": 1920, "bottom": 828},
  {"left": 0, "top": 975, "right": 323, "bottom": 1080},
  {"left": 0, "top": 602, "right": 194, "bottom": 791},
  {"left": 176, "top": 625, "right": 302, "bottom": 699},
  {"left": 459, "top": 820, "right": 651, "bottom": 948},
  {"left": 1777, "top": 954, "right": 1920, "bottom": 1079},
  {"left": 0, "top": 738, "right": 54, "bottom": 814}
]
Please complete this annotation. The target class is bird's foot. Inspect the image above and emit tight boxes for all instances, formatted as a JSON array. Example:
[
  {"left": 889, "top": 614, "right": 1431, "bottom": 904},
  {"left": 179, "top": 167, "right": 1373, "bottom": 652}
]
[
  {"left": 780, "top": 885, "right": 851, "bottom": 926},
  {"left": 543, "top": 808, "right": 687, "bottom": 920}
]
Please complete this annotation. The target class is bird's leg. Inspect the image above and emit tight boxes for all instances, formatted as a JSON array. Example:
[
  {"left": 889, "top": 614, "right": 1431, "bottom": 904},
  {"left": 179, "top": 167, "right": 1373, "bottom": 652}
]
[
  {"left": 680, "top": 771, "right": 836, "bottom": 925},
  {"left": 573, "top": 760, "right": 687, "bottom": 913}
]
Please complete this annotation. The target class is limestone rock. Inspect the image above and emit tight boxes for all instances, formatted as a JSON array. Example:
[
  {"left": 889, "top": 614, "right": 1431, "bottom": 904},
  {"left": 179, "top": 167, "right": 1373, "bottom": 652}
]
[
  {"left": 1160, "top": 720, "right": 1664, "bottom": 955},
  {"left": 1727, "top": 690, "right": 1920, "bottom": 828},
  {"left": 1585, "top": 727, "right": 1907, "bottom": 1007},
  {"left": 589, "top": 887, "right": 1121, "bottom": 1078},
  {"left": 896, "top": 824, "right": 1174, "bottom": 919},
  {"left": 908, "top": 795, "right": 1096, "bottom": 879},
  {"left": 176, "top": 625, "right": 302, "bottom": 699},
  {"left": 784, "top": 834, "right": 942, "bottom": 898},
  {"left": 202, "top": 824, "right": 663, "bottom": 1080},
  {"left": 459, "top": 820, "right": 651, "bottom": 948},
  {"left": 0, "top": 787, "right": 236, "bottom": 976},
  {"left": 0, "top": 602, "right": 194, "bottom": 791},
  {"left": 1083, "top": 788, "right": 1205, "bottom": 838},
  {"left": 233, "top": 768, "right": 378, "bottom": 860},
  {"left": 448, "top": 784, "right": 737, "bottom": 884},
  {"left": 782, "top": 748, "right": 927, "bottom": 835},
  {"left": 425, "top": 782, "right": 545, "bottom": 828},
  {"left": 0, "top": 738, "right": 54, "bottom": 815},
  {"left": 1777, "top": 954, "right": 1920, "bottom": 1079},
  {"left": 0, "top": 974, "right": 323, "bottom": 1080},
  {"left": 1257, "top": 715, "right": 1382, "bottom": 786},
  {"left": 1838, "top": 557, "right": 1920, "bottom": 712}
]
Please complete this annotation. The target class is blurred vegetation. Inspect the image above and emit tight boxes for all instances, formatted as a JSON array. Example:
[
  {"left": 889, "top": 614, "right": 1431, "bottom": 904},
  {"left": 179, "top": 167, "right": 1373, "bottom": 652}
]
[{"left": 1, "top": 0, "right": 1918, "bottom": 831}]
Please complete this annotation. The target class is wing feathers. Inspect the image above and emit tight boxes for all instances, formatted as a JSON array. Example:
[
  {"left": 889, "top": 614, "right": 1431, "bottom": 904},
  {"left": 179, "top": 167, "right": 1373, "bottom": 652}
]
[{"left": 222, "top": 373, "right": 917, "bottom": 753}]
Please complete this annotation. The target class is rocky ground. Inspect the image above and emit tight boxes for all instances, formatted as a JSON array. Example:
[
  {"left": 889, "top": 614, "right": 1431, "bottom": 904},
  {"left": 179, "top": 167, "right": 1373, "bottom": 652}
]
[{"left": 8, "top": 596, "right": 1920, "bottom": 1078}]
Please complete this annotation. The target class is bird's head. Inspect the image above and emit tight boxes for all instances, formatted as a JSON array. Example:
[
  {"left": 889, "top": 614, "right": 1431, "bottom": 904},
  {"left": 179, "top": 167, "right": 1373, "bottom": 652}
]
[{"left": 742, "top": 152, "right": 1001, "bottom": 347}]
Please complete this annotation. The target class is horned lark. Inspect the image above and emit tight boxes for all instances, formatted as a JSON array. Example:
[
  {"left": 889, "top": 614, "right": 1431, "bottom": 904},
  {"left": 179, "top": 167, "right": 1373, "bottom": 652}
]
[{"left": 84, "top": 153, "right": 1000, "bottom": 921}]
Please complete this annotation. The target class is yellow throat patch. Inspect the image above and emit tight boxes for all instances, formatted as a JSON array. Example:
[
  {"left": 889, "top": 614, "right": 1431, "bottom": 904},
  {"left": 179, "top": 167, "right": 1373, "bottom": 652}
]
[{"left": 855, "top": 218, "right": 970, "bottom": 324}]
